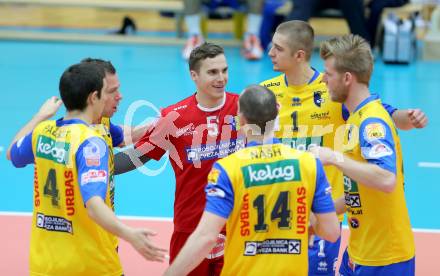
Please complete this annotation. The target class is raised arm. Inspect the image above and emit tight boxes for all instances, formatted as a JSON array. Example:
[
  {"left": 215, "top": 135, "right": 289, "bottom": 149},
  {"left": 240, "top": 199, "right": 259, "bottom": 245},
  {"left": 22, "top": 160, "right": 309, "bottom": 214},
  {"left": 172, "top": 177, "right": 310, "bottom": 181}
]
[{"left": 7, "top": 96, "right": 62, "bottom": 160}]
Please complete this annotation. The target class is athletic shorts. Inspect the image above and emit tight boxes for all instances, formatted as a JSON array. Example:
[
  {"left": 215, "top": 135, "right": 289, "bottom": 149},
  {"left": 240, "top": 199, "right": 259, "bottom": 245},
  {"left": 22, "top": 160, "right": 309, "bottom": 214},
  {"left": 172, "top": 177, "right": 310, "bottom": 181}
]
[
  {"left": 170, "top": 231, "right": 225, "bottom": 276},
  {"left": 308, "top": 230, "right": 341, "bottom": 276},
  {"left": 339, "top": 248, "right": 415, "bottom": 276}
]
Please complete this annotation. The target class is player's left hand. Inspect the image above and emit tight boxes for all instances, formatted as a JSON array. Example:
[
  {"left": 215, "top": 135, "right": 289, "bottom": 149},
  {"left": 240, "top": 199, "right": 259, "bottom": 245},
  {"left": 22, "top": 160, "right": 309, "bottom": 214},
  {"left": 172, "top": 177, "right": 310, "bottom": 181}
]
[
  {"left": 408, "top": 109, "right": 428, "bottom": 129},
  {"left": 309, "top": 146, "right": 342, "bottom": 166}
]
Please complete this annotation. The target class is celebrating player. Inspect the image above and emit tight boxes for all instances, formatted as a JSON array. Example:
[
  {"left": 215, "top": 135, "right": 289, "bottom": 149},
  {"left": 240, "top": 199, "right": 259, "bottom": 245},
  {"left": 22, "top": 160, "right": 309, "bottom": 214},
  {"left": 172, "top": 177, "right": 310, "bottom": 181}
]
[
  {"left": 164, "top": 84, "right": 340, "bottom": 276},
  {"left": 115, "top": 42, "right": 242, "bottom": 275},
  {"left": 313, "top": 34, "right": 415, "bottom": 275},
  {"left": 261, "top": 20, "right": 427, "bottom": 275},
  {"left": 7, "top": 62, "right": 166, "bottom": 275}
]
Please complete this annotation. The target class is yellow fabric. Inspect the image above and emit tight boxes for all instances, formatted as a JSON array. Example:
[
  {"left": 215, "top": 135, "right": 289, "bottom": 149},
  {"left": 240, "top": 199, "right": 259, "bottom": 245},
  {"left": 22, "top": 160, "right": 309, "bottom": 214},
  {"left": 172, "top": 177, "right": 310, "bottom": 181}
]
[
  {"left": 261, "top": 74, "right": 345, "bottom": 220},
  {"left": 217, "top": 143, "right": 317, "bottom": 276},
  {"left": 30, "top": 120, "right": 122, "bottom": 276},
  {"left": 343, "top": 98, "right": 415, "bottom": 266}
]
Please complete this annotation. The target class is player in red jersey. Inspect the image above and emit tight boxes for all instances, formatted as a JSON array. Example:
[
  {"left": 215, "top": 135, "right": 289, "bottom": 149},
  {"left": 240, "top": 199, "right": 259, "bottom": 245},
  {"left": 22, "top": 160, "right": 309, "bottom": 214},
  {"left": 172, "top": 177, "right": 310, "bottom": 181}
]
[{"left": 114, "top": 42, "right": 243, "bottom": 275}]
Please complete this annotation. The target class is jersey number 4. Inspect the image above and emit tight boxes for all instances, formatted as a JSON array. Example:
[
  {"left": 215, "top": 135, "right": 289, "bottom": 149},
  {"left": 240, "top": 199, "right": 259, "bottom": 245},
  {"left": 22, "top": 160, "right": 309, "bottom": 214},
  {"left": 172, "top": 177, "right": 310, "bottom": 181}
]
[
  {"left": 43, "top": 169, "right": 59, "bottom": 206},
  {"left": 253, "top": 191, "right": 291, "bottom": 232}
]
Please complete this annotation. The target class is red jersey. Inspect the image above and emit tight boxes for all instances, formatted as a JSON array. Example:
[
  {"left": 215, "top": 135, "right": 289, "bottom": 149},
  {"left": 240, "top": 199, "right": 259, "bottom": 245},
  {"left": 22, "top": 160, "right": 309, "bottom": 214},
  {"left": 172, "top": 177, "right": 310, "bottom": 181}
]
[{"left": 135, "top": 92, "right": 243, "bottom": 232}]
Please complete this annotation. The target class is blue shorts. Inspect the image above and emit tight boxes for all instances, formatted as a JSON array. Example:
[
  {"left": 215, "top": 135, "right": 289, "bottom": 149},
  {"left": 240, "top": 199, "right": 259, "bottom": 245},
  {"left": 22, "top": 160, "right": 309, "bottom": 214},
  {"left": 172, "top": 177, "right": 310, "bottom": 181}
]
[
  {"left": 308, "top": 229, "right": 342, "bottom": 276},
  {"left": 339, "top": 248, "right": 415, "bottom": 276}
]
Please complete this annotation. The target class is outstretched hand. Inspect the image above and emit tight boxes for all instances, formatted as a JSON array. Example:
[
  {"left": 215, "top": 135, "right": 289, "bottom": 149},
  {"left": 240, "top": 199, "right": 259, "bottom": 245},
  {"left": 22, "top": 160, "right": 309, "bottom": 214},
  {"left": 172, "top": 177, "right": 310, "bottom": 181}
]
[{"left": 127, "top": 227, "right": 168, "bottom": 262}]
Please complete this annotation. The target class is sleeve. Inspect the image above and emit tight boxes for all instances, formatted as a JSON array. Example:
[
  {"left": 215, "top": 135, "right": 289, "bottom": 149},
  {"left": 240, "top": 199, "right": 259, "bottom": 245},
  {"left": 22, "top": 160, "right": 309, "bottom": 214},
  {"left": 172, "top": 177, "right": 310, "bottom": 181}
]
[
  {"left": 134, "top": 110, "right": 179, "bottom": 161},
  {"left": 311, "top": 159, "right": 336, "bottom": 214},
  {"left": 10, "top": 132, "right": 34, "bottom": 168},
  {"left": 359, "top": 118, "right": 396, "bottom": 173},
  {"left": 109, "top": 121, "right": 124, "bottom": 147},
  {"left": 76, "top": 136, "right": 109, "bottom": 204},
  {"left": 204, "top": 163, "right": 235, "bottom": 219},
  {"left": 381, "top": 102, "right": 397, "bottom": 116}
]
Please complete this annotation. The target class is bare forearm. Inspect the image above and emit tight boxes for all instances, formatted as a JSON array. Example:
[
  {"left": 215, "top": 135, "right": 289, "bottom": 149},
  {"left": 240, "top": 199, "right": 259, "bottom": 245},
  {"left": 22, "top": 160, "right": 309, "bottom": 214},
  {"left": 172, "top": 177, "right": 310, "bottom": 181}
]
[
  {"left": 332, "top": 156, "right": 396, "bottom": 193},
  {"left": 392, "top": 110, "right": 412, "bottom": 130},
  {"left": 86, "top": 197, "right": 132, "bottom": 241},
  {"left": 122, "top": 124, "right": 150, "bottom": 146},
  {"left": 165, "top": 232, "right": 217, "bottom": 276},
  {"left": 312, "top": 212, "right": 340, "bottom": 243},
  {"left": 334, "top": 196, "right": 347, "bottom": 215},
  {"left": 6, "top": 114, "right": 48, "bottom": 160}
]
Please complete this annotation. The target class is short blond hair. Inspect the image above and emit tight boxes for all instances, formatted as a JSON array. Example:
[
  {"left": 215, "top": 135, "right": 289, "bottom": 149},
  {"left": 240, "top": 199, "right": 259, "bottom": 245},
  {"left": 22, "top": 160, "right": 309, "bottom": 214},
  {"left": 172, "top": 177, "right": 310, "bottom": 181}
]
[
  {"left": 276, "top": 20, "right": 314, "bottom": 61},
  {"left": 320, "top": 34, "right": 373, "bottom": 85}
]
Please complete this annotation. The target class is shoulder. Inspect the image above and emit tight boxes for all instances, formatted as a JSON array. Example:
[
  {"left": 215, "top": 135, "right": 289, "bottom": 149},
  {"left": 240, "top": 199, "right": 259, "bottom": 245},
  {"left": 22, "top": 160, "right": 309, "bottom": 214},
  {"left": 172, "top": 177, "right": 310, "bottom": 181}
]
[{"left": 161, "top": 94, "right": 195, "bottom": 116}]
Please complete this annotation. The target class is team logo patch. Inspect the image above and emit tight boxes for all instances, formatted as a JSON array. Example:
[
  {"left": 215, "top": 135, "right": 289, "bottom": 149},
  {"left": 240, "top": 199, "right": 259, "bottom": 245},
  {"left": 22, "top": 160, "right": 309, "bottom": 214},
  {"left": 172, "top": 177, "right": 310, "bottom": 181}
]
[
  {"left": 83, "top": 142, "right": 101, "bottom": 166},
  {"left": 206, "top": 187, "right": 226, "bottom": 198},
  {"left": 349, "top": 218, "right": 360, "bottom": 229},
  {"left": 207, "top": 168, "right": 220, "bottom": 184},
  {"left": 81, "top": 169, "right": 107, "bottom": 185},
  {"left": 363, "top": 143, "right": 394, "bottom": 159},
  {"left": 313, "top": 91, "right": 325, "bottom": 107},
  {"left": 364, "top": 123, "right": 386, "bottom": 141},
  {"left": 242, "top": 159, "right": 301, "bottom": 188}
]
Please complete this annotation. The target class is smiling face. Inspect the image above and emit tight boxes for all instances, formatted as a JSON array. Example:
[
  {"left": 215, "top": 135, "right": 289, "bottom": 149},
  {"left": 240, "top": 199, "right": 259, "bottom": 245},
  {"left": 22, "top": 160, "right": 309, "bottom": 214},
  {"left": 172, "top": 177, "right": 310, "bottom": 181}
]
[
  {"left": 190, "top": 54, "right": 228, "bottom": 101},
  {"left": 101, "top": 73, "right": 122, "bottom": 118}
]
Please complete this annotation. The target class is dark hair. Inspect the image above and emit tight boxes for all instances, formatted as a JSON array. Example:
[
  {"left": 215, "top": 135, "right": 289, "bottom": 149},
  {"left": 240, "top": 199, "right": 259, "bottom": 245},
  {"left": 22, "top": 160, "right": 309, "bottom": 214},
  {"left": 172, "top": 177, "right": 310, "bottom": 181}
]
[
  {"left": 59, "top": 62, "right": 105, "bottom": 111},
  {"left": 81, "top": 58, "right": 116, "bottom": 74},
  {"left": 239, "top": 85, "right": 278, "bottom": 134},
  {"left": 189, "top": 42, "right": 224, "bottom": 72}
]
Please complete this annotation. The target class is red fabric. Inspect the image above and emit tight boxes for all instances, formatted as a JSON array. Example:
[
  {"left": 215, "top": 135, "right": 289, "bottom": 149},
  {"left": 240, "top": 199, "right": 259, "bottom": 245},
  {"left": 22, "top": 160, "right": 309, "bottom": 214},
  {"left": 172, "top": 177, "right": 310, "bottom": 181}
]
[
  {"left": 135, "top": 93, "right": 242, "bottom": 232},
  {"left": 170, "top": 231, "right": 224, "bottom": 276}
]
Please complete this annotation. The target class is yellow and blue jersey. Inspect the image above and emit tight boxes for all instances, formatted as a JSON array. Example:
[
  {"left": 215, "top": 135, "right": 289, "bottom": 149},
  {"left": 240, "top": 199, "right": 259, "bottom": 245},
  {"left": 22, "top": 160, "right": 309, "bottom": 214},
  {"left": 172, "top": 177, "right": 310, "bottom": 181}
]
[
  {"left": 10, "top": 118, "right": 123, "bottom": 276},
  {"left": 260, "top": 70, "right": 397, "bottom": 222},
  {"left": 205, "top": 138, "right": 335, "bottom": 276},
  {"left": 343, "top": 95, "right": 415, "bottom": 266}
]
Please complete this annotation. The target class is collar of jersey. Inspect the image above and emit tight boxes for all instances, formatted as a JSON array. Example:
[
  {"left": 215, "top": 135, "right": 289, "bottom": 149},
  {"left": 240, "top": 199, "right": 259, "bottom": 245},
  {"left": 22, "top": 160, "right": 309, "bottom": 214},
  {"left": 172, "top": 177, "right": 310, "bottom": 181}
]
[
  {"left": 246, "top": 138, "right": 281, "bottom": 148},
  {"left": 353, "top": 94, "right": 380, "bottom": 113},
  {"left": 283, "top": 67, "right": 320, "bottom": 87},
  {"left": 56, "top": 117, "right": 89, "bottom": 127},
  {"left": 196, "top": 93, "right": 226, "bottom": 112}
]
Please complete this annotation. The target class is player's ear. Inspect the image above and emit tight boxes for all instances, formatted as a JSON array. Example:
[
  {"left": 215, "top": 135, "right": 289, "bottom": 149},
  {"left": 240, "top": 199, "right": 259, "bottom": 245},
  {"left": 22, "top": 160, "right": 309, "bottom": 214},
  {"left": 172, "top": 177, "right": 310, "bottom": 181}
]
[
  {"left": 88, "top": 90, "right": 99, "bottom": 106},
  {"left": 190, "top": 70, "right": 198, "bottom": 81},
  {"left": 343, "top": 72, "right": 352, "bottom": 86},
  {"left": 238, "top": 112, "right": 247, "bottom": 127}
]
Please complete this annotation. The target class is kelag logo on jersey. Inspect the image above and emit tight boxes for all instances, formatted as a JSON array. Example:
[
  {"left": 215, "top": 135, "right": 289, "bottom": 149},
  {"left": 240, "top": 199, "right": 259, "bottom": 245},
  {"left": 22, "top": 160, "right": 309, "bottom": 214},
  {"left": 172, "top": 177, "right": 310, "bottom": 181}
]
[
  {"left": 36, "top": 135, "right": 70, "bottom": 165},
  {"left": 313, "top": 91, "right": 324, "bottom": 107},
  {"left": 242, "top": 159, "right": 301, "bottom": 188},
  {"left": 280, "top": 136, "right": 323, "bottom": 151}
]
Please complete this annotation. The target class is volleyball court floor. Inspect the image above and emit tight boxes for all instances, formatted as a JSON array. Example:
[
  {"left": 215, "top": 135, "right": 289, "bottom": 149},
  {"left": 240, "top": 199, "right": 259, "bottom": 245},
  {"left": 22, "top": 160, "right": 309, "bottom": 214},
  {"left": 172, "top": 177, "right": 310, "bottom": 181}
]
[{"left": 0, "top": 40, "right": 439, "bottom": 275}]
